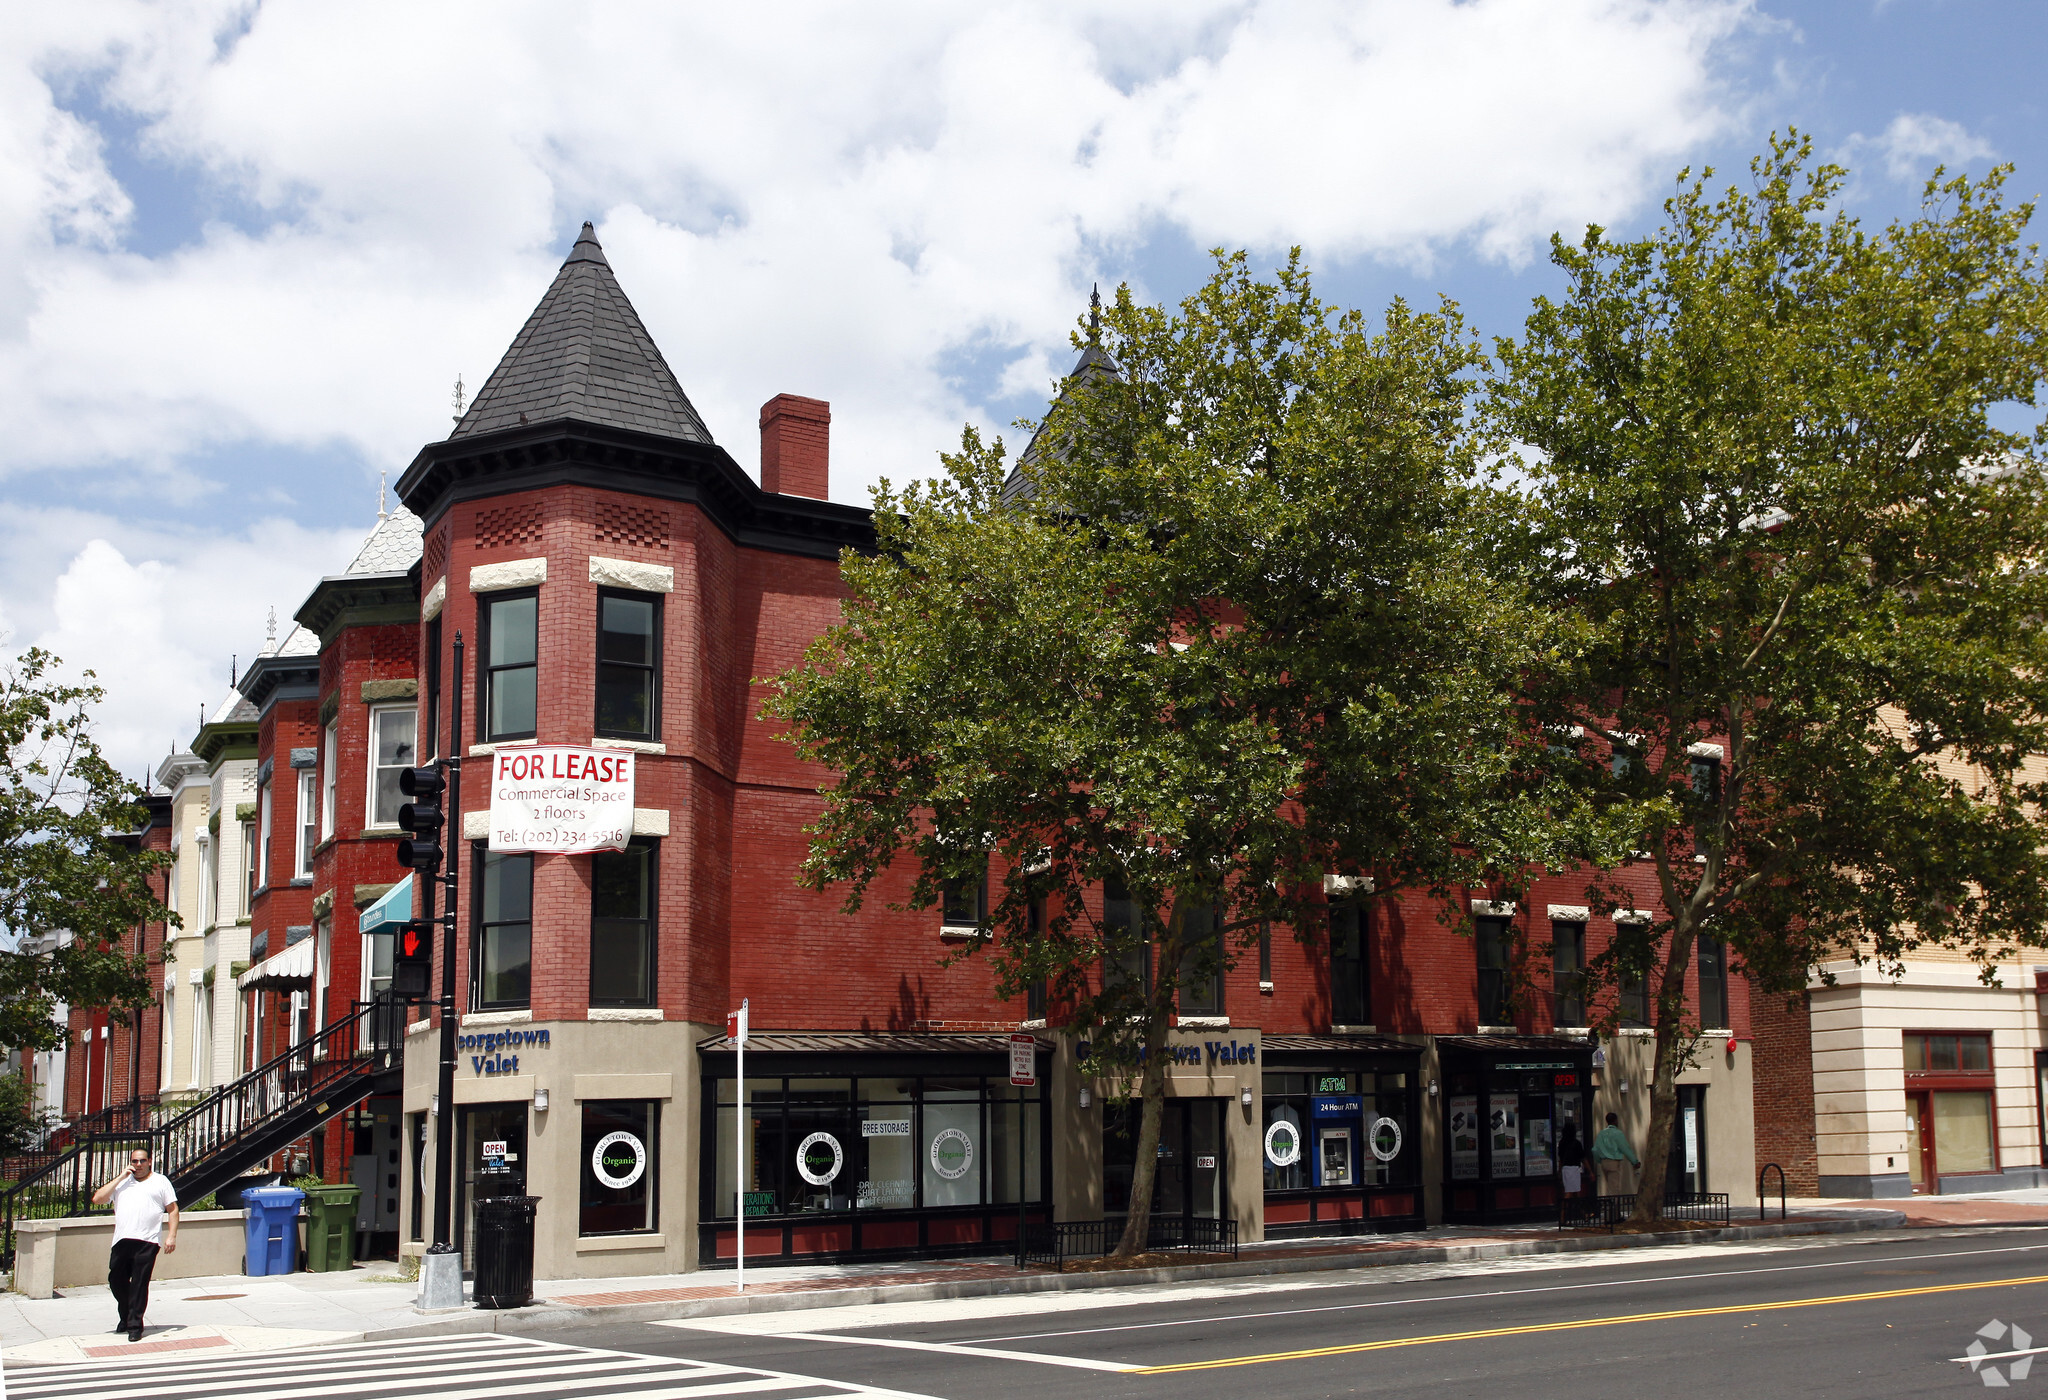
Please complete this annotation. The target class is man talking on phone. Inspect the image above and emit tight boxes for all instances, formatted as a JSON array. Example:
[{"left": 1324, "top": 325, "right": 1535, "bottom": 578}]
[{"left": 91, "top": 1147, "right": 179, "bottom": 1342}]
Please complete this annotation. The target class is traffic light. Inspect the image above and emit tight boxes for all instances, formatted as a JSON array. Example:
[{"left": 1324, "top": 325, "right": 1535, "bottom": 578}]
[
  {"left": 396, "top": 764, "right": 447, "bottom": 874},
  {"left": 392, "top": 919, "right": 435, "bottom": 999}
]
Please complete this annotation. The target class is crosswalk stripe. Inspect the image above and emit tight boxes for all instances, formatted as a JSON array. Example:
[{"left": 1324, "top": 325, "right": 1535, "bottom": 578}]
[
  {"left": 13, "top": 1345, "right": 672, "bottom": 1398},
  {"left": 6, "top": 1334, "right": 536, "bottom": 1389},
  {"left": 4, "top": 1333, "right": 944, "bottom": 1400}
]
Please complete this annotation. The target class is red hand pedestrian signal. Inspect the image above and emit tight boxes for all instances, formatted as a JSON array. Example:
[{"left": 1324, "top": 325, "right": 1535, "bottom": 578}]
[
  {"left": 403, "top": 928, "right": 421, "bottom": 959},
  {"left": 392, "top": 919, "right": 434, "bottom": 999}
]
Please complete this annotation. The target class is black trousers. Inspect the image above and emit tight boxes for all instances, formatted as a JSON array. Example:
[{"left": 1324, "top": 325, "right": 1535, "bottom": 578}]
[{"left": 108, "top": 1238, "right": 161, "bottom": 1328}]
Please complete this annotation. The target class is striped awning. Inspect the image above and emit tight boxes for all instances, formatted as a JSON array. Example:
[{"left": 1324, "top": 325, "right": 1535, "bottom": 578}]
[{"left": 237, "top": 936, "right": 314, "bottom": 990}]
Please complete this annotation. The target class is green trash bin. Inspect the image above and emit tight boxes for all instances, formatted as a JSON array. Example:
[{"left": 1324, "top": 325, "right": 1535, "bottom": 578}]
[{"left": 302, "top": 1183, "right": 363, "bottom": 1272}]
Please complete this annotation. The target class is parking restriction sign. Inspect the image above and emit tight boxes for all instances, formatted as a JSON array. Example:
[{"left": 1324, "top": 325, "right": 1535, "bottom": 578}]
[{"left": 1010, "top": 1033, "right": 1037, "bottom": 1087}]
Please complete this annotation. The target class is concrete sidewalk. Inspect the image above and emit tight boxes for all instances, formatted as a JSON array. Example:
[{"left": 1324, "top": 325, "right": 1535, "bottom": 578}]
[{"left": 0, "top": 1208, "right": 1919, "bottom": 1366}]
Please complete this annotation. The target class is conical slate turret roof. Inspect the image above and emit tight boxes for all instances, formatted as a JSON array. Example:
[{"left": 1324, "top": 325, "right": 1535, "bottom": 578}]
[
  {"left": 451, "top": 222, "right": 714, "bottom": 444},
  {"left": 1001, "top": 339, "right": 1119, "bottom": 506}
]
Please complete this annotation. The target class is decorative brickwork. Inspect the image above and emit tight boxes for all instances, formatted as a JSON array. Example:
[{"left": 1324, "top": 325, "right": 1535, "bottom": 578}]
[
  {"left": 595, "top": 500, "right": 670, "bottom": 550},
  {"left": 475, "top": 503, "right": 544, "bottom": 550},
  {"left": 1750, "top": 982, "right": 1820, "bottom": 1195},
  {"left": 422, "top": 525, "right": 448, "bottom": 582}
]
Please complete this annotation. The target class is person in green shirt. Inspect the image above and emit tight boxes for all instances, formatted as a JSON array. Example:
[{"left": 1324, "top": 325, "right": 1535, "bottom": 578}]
[{"left": 1590, "top": 1112, "right": 1640, "bottom": 1196}]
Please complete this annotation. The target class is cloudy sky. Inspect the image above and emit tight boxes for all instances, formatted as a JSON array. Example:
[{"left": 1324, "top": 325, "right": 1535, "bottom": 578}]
[{"left": 2, "top": 0, "right": 2040, "bottom": 782}]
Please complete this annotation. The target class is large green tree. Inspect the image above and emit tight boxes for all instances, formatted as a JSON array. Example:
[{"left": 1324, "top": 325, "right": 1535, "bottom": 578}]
[
  {"left": 0, "top": 648, "right": 171, "bottom": 1071},
  {"left": 1493, "top": 134, "right": 2048, "bottom": 1220},
  {"left": 771, "top": 254, "right": 1569, "bottom": 1257}
]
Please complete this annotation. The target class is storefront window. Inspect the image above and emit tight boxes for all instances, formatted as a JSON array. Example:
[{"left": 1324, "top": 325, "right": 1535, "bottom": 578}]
[
  {"left": 1932, "top": 1091, "right": 1995, "bottom": 1174},
  {"left": 710, "top": 1074, "right": 1041, "bottom": 1220},
  {"left": 1262, "top": 1069, "right": 1415, "bottom": 1191},
  {"left": 581, "top": 1100, "right": 657, "bottom": 1235}
]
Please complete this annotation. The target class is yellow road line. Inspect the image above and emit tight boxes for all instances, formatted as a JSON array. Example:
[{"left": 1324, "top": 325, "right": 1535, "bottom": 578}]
[{"left": 1130, "top": 1272, "right": 2048, "bottom": 1374}]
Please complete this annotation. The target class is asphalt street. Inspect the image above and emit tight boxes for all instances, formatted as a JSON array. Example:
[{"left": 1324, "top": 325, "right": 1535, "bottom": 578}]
[
  {"left": 12, "top": 1228, "right": 2048, "bottom": 1399},
  {"left": 593, "top": 1227, "right": 2048, "bottom": 1399}
]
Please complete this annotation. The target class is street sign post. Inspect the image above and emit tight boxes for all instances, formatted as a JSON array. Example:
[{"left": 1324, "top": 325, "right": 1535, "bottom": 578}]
[
  {"left": 1010, "top": 1033, "right": 1036, "bottom": 1264},
  {"left": 729, "top": 1000, "right": 748, "bottom": 1292}
]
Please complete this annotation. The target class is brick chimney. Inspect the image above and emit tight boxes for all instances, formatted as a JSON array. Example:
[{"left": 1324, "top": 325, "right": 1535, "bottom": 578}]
[{"left": 759, "top": 394, "right": 830, "bottom": 499}]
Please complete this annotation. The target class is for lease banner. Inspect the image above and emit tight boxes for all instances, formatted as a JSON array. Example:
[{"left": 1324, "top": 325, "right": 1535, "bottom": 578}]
[{"left": 489, "top": 745, "right": 635, "bottom": 853}]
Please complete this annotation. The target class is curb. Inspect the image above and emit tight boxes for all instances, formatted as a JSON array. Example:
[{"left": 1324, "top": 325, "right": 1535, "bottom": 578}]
[{"left": 356, "top": 1210, "right": 1909, "bottom": 1343}]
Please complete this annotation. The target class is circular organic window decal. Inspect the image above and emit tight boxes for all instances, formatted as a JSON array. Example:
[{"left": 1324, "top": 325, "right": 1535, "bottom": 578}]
[
  {"left": 929, "top": 1126, "right": 975, "bottom": 1181},
  {"left": 797, "top": 1131, "right": 845, "bottom": 1186},
  {"left": 1368, "top": 1116, "right": 1403, "bottom": 1163},
  {"left": 1265, "top": 1119, "right": 1302, "bottom": 1167},
  {"left": 591, "top": 1130, "right": 647, "bottom": 1190}
]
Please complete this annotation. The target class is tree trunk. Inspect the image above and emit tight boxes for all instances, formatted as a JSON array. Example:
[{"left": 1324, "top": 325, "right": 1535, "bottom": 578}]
[
  {"left": 1627, "top": 916, "right": 1698, "bottom": 1226},
  {"left": 1111, "top": 1007, "right": 1172, "bottom": 1257}
]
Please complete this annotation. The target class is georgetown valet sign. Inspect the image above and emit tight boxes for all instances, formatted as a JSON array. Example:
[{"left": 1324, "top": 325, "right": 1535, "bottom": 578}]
[{"left": 491, "top": 746, "right": 635, "bottom": 852}]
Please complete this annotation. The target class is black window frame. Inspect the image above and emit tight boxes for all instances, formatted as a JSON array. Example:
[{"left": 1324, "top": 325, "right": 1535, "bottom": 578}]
[
  {"left": 479, "top": 589, "right": 539, "bottom": 744},
  {"left": 424, "top": 616, "right": 443, "bottom": 760},
  {"left": 580, "top": 1098, "right": 659, "bottom": 1236},
  {"left": 594, "top": 588, "right": 662, "bottom": 742},
  {"left": 1025, "top": 895, "right": 1047, "bottom": 1020},
  {"left": 471, "top": 844, "right": 533, "bottom": 1011},
  {"left": 590, "top": 839, "right": 657, "bottom": 1008},
  {"left": 1331, "top": 903, "right": 1371, "bottom": 1026},
  {"left": 1175, "top": 900, "right": 1225, "bottom": 1018},
  {"left": 1697, "top": 932, "right": 1728, "bottom": 1029},
  {"left": 1103, "top": 877, "right": 1149, "bottom": 995},
  {"left": 942, "top": 867, "right": 988, "bottom": 927},
  {"left": 1475, "top": 915, "right": 1513, "bottom": 1027},
  {"left": 1551, "top": 920, "right": 1587, "bottom": 1027}
]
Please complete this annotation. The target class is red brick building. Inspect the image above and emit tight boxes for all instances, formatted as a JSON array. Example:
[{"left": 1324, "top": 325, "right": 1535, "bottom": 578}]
[
  {"left": 355, "top": 224, "right": 1758, "bottom": 1280},
  {"left": 58, "top": 793, "right": 172, "bottom": 1126}
]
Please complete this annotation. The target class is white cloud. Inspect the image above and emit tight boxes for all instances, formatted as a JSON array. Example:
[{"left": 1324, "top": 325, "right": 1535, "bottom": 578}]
[
  {"left": 0, "top": 1, "right": 1750, "bottom": 491},
  {"left": 0, "top": 506, "right": 363, "bottom": 780},
  {"left": 0, "top": 1, "right": 1756, "bottom": 772},
  {"left": 1861, "top": 112, "right": 1995, "bottom": 184}
]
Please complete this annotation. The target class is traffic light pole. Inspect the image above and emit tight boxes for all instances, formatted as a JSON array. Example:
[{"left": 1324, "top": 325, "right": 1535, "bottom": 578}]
[{"left": 419, "top": 633, "right": 465, "bottom": 1309}]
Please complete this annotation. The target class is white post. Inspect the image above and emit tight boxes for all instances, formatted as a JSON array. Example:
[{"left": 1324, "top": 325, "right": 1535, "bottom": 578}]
[{"left": 735, "top": 997, "right": 748, "bottom": 1294}]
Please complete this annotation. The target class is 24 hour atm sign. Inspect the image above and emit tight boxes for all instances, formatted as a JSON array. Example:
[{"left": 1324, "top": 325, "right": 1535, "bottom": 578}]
[{"left": 489, "top": 746, "right": 635, "bottom": 853}]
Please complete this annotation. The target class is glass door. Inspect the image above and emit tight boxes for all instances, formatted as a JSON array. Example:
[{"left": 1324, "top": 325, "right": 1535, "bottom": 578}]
[
  {"left": 456, "top": 1103, "right": 529, "bottom": 1268},
  {"left": 1905, "top": 1093, "right": 1932, "bottom": 1192}
]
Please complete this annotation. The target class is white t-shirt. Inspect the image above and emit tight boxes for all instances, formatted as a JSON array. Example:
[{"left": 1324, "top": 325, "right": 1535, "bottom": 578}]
[{"left": 111, "top": 1172, "right": 179, "bottom": 1245}]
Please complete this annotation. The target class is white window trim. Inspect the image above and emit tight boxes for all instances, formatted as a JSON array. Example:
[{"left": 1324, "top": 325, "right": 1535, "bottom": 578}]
[
  {"left": 365, "top": 704, "right": 418, "bottom": 829},
  {"left": 257, "top": 780, "right": 272, "bottom": 890},
  {"left": 321, "top": 721, "right": 339, "bottom": 841},
  {"left": 296, "top": 770, "right": 318, "bottom": 878}
]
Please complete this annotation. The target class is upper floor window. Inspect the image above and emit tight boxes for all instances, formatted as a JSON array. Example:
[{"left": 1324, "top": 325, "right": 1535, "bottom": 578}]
[
  {"left": 321, "top": 721, "right": 339, "bottom": 840},
  {"left": 424, "top": 618, "right": 443, "bottom": 760},
  {"left": 296, "top": 770, "right": 318, "bottom": 878},
  {"left": 1551, "top": 920, "right": 1587, "bottom": 1027},
  {"left": 257, "top": 778, "right": 272, "bottom": 890},
  {"left": 596, "top": 591, "right": 660, "bottom": 740},
  {"left": 1331, "top": 904, "right": 1370, "bottom": 1026},
  {"left": 473, "top": 848, "right": 533, "bottom": 1010},
  {"left": 238, "top": 818, "right": 255, "bottom": 918},
  {"left": 1103, "top": 877, "right": 1148, "bottom": 995},
  {"left": 1905, "top": 1033, "right": 1991, "bottom": 1074},
  {"left": 1475, "top": 915, "right": 1512, "bottom": 1026},
  {"left": 942, "top": 868, "right": 987, "bottom": 930},
  {"left": 591, "top": 842, "right": 655, "bottom": 1007},
  {"left": 482, "top": 592, "right": 538, "bottom": 742},
  {"left": 1697, "top": 933, "right": 1728, "bottom": 1029},
  {"left": 1176, "top": 901, "right": 1224, "bottom": 1017},
  {"left": 368, "top": 706, "right": 418, "bottom": 827}
]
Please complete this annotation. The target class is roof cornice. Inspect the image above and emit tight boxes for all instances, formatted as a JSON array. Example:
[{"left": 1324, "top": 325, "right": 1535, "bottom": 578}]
[
  {"left": 238, "top": 650, "right": 321, "bottom": 713},
  {"left": 395, "top": 417, "right": 874, "bottom": 561},
  {"left": 294, "top": 571, "right": 419, "bottom": 647},
  {"left": 194, "top": 718, "right": 259, "bottom": 766}
]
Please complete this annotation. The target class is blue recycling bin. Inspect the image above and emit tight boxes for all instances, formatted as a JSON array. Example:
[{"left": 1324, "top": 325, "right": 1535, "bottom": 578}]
[{"left": 242, "top": 1185, "right": 305, "bottom": 1276}]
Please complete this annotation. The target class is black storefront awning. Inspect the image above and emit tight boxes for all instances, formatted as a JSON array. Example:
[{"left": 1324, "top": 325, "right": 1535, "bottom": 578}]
[
  {"left": 1264, "top": 1034, "right": 1423, "bottom": 1057},
  {"left": 1436, "top": 1035, "right": 1592, "bottom": 1056},
  {"left": 695, "top": 1030, "right": 1050, "bottom": 1056}
]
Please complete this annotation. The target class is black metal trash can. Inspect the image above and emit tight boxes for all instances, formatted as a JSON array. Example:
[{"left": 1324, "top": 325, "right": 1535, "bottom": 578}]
[{"left": 471, "top": 1195, "right": 540, "bottom": 1309}]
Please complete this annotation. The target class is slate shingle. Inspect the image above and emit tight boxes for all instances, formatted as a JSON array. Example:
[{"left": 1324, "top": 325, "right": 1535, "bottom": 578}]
[{"left": 451, "top": 224, "right": 713, "bottom": 445}]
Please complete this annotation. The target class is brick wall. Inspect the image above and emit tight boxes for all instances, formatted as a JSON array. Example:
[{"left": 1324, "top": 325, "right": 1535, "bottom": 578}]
[{"left": 1750, "top": 980, "right": 1820, "bottom": 1195}]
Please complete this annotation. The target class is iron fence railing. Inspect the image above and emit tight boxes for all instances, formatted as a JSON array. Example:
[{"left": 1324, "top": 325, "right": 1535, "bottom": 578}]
[
  {"left": 1559, "top": 1191, "right": 1731, "bottom": 1232},
  {"left": 1, "top": 995, "right": 400, "bottom": 1269},
  {"left": 1021, "top": 1214, "right": 1239, "bottom": 1269}
]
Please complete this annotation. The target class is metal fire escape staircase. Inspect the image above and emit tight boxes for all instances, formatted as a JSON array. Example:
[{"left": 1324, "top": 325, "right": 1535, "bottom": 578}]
[{"left": 0, "top": 995, "right": 405, "bottom": 1267}]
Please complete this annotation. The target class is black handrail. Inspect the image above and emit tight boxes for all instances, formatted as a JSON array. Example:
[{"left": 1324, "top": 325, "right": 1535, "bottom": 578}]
[
  {"left": 0, "top": 995, "right": 400, "bottom": 1268},
  {"left": 1758, "top": 1162, "right": 1787, "bottom": 1220}
]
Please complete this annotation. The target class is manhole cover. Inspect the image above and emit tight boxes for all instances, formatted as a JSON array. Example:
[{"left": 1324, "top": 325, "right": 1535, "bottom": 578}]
[{"left": 183, "top": 1293, "right": 247, "bottom": 1301}]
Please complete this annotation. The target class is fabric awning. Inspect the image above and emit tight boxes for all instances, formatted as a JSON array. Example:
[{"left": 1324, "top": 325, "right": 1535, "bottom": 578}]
[
  {"left": 237, "top": 936, "right": 313, "bottom": 990},
  {"left": 358, "top": 873, "right": 415, "bottom": 935}
]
